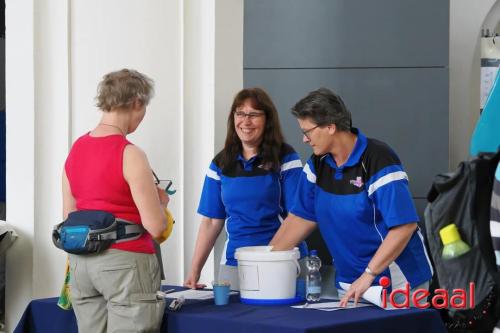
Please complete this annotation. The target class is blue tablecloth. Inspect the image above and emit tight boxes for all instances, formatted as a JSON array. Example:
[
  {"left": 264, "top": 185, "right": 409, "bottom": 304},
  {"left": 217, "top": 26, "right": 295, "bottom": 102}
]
[{"left": 15, "top": 286, "right": 446, "bottom": 333}]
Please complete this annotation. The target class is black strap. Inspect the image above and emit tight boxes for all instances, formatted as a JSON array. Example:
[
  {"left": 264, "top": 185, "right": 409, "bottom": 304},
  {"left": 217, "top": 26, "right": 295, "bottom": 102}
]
[{"left": 89, "top": 219, "right": 145, "bottom": 242}]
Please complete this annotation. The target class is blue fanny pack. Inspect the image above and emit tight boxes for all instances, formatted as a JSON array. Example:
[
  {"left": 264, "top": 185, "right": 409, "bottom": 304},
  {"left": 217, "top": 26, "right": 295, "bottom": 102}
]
[{"left": 52, "top": 210, "right": 145, "bottom": 254}]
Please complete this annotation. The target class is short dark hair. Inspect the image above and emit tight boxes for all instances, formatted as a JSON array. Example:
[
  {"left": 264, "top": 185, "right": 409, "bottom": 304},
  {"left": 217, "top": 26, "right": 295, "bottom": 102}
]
[
  {"left": 291, "top": 88, "right": 352, "bottom": 131},
  {"left": 220, "top": 87, "right": 285, "bottom": 171}
]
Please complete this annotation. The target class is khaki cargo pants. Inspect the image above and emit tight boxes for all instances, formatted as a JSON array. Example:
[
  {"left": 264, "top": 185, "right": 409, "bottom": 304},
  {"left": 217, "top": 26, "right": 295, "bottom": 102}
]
[{"left": 69, "top": 249, "right": 165, "bottom": 333}]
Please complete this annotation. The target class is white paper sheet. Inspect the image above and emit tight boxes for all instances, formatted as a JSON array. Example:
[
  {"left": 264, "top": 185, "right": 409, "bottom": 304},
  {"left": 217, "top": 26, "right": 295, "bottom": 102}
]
[
  {"left": 338, "top": 282, "right": 402, "bottom": 310},
  {"left": 164, "top": 289, "right": 237, "bottom": 300},
  {"left": 339, "top": 282, "right": 384, "bottom": 306}
]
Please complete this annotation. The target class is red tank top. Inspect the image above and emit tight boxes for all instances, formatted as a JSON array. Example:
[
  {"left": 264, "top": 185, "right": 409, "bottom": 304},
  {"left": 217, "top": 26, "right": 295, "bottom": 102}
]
[{"left": 64, "top": 133, "right": 155, "bottom": 254}]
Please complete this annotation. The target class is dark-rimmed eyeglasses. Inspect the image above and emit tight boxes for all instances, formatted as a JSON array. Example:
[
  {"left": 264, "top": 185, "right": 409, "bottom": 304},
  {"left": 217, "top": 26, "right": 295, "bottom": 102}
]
[
  {"left": 301, "top": 125, "right": 320, "bottom": 139},
  {"left": 152, "top": 170, "right": 176, "bottom": 195},
  {"left": 234, "top": 110, "right": 265, "bottom": 120}
]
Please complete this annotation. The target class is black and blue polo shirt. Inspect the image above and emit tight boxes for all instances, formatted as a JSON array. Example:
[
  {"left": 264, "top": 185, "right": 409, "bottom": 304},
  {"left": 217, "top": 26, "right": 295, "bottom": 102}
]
[
  {"left": 198, "top": 143, "right": 308, "bottom": 266},
  {"left": 291, "top": 128, "right": 433, "bottom": 289}
]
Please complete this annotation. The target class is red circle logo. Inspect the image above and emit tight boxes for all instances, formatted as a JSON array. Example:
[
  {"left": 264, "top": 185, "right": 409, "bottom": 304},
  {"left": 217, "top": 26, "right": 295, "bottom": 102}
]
[{"left": 379, "top": 276, "right": 391, "bottom": 288}]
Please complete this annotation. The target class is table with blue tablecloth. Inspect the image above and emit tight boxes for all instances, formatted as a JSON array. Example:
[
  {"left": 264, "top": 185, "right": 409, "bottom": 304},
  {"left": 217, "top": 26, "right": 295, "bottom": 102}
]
[{"left": 14, "top": 286, "right": 446, "bottom": 333}]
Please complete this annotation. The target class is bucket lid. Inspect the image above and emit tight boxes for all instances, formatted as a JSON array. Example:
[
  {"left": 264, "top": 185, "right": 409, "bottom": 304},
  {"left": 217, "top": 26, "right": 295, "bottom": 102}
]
[{"left": 234, "top": 246, "right": 300, "bottom": 261}]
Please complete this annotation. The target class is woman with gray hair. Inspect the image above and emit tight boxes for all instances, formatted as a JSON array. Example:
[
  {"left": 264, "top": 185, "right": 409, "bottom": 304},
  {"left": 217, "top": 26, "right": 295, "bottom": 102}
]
[
  {"left": 62, "top": 69, "right": 168, "bottom": 332},
  {"left": 271, "top": 88, "right": 433, "bottom": 307}
]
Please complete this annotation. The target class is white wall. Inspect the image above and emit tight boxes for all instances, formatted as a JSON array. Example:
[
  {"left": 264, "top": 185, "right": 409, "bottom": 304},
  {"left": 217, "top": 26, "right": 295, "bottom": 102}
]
[
  {"left": 449, "top": 0, "right": 497, "bottom": 168},
  {"left": 70, "top": 0, "right": 184, "bottom": 285},
  {"left": 5, "top": 0, "right": 243, "bottom": 331}
]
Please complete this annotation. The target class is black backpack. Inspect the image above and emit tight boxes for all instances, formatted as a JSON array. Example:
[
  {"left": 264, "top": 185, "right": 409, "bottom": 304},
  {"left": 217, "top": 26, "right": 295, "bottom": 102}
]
[{"left": 424, "top": 151, "right": 500, "bottom": 333}]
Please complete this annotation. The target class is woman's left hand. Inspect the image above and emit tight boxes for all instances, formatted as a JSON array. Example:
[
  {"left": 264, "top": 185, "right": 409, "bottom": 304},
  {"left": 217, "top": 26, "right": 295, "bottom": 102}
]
[
  {"left": 339, "top": 272, "right": 375, "bottom": 307},
  {"left": 157, "top": 186, "right": 170, "bottom": 207}
]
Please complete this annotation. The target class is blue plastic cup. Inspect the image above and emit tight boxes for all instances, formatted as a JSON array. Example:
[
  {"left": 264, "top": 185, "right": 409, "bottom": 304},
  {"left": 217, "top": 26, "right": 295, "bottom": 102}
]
[{"left": 213, "top": 284, "right": 230, "bottom": 305}]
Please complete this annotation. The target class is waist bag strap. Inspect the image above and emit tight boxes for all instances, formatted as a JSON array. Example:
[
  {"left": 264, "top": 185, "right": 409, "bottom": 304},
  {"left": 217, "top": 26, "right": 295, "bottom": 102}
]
[{"left": 88, "top": 219, "right": 145, "bottom": 243}]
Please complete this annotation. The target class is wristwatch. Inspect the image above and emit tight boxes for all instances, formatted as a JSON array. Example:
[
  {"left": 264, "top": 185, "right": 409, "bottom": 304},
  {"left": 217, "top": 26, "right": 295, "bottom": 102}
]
[{"left": 364, "top": 266, "right": 377, "bottom": 277}]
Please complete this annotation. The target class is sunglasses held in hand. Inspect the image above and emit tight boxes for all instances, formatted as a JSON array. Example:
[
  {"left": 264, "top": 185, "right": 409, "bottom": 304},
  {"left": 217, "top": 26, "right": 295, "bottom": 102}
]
[{"left": 152, "top": 170, "right": 177, "bottom": 195}]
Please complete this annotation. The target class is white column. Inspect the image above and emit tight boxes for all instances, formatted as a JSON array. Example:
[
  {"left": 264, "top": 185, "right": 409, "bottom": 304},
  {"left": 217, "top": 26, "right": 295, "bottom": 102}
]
[
  {"left": 182, "top": 0, "right": 243, "bottom": 284},
  {"left": 32, "top": 0, "right": 71, "bottom": 299},
  {"left": 182, "top": 0, "right": 216, "bottom": 283},
  {"left": 5, "top": 0, "right": 36, "bottom": 331},
  {"left": 212, "top": 0, "right": 243, "bottom": 272}
]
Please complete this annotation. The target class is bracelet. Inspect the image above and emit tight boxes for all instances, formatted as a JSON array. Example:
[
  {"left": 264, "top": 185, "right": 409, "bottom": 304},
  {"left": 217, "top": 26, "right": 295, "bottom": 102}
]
[{"left": 364, "top": 266, "right": 377, "bottom": 277}]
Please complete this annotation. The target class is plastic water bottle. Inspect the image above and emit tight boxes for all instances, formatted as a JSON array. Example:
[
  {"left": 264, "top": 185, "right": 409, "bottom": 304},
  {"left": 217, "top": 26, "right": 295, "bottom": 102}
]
[
  {"left": 306, "top": 250, "right": 322, "bottom": 302},
  {"left": 439, "top": 224, "right": 471, "bottom": 260}
]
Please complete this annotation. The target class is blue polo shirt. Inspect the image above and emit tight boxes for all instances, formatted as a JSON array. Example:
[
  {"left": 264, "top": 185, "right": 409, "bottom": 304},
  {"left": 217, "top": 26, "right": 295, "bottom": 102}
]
[
  {"left": 198, "top": 143, "right": 308, "bottom": 266},
  {"left": 291, "top": 128, "right": 433, "bottom": 289}
]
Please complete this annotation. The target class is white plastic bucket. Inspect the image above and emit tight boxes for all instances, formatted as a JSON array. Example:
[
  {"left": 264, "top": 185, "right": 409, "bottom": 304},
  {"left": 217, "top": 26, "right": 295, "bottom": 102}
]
[{"left": 234, "top": 246, "right": 300, "bottom": 304}]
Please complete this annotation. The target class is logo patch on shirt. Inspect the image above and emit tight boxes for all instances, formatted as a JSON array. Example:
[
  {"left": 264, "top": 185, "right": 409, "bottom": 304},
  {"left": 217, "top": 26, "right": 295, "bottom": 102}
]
[
  {"left": 349, "top": 176, "right": 364, "bottom": 188},
  {"left": 257, "top": 163, "right": 272, "bottom": 170}
]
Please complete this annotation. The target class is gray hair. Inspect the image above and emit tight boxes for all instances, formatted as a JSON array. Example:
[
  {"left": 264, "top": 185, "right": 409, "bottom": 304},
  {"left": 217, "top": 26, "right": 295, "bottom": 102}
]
[
  {"left": 96, "top": 69, "right": 154, "bottom": 112},
  {"left": 291, "top": 88, "right": 352, "bottom": 131}
]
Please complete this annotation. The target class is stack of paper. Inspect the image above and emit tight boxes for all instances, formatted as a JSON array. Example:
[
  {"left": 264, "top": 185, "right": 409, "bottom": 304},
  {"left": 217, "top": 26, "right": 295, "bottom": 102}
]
[
  {"left": 164, "top": 289, "right": 237, "bottom": 300},
  {"left": 292, "top": 300, "right": 373, "bottom": 312}
]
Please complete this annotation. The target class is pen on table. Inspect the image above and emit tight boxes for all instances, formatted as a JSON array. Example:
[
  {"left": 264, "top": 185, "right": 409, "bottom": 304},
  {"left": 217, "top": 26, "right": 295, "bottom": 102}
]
[{"left": 156, "top": 289, "right": 177, "bottom": 300}]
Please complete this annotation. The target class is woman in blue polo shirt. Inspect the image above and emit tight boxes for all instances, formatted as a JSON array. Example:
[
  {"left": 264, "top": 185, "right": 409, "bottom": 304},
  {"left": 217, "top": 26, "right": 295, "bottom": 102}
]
[
  {"left": 184, "top": 87, "right": 307, "bottom": 290},
  {"left": 271, "top": 88, "right": 433, "bottom": 306}
]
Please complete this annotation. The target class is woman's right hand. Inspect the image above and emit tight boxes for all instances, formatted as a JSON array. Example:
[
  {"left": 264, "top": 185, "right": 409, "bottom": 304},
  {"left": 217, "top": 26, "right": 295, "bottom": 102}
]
[{"left": 184, "top": 271, "right": 206, "bottom": 289}]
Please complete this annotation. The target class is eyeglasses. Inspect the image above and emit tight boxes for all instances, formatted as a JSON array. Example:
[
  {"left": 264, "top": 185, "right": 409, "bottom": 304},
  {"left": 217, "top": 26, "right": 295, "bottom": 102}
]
[
  {"left": 301, "top": 125, "right": 320, "bottom": 139},
  {"left": 234, "top": 110, "right": 265, "bottom": 120},
  {"left": 152, "top": 170, "right": 176, "bottom": 195}
]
